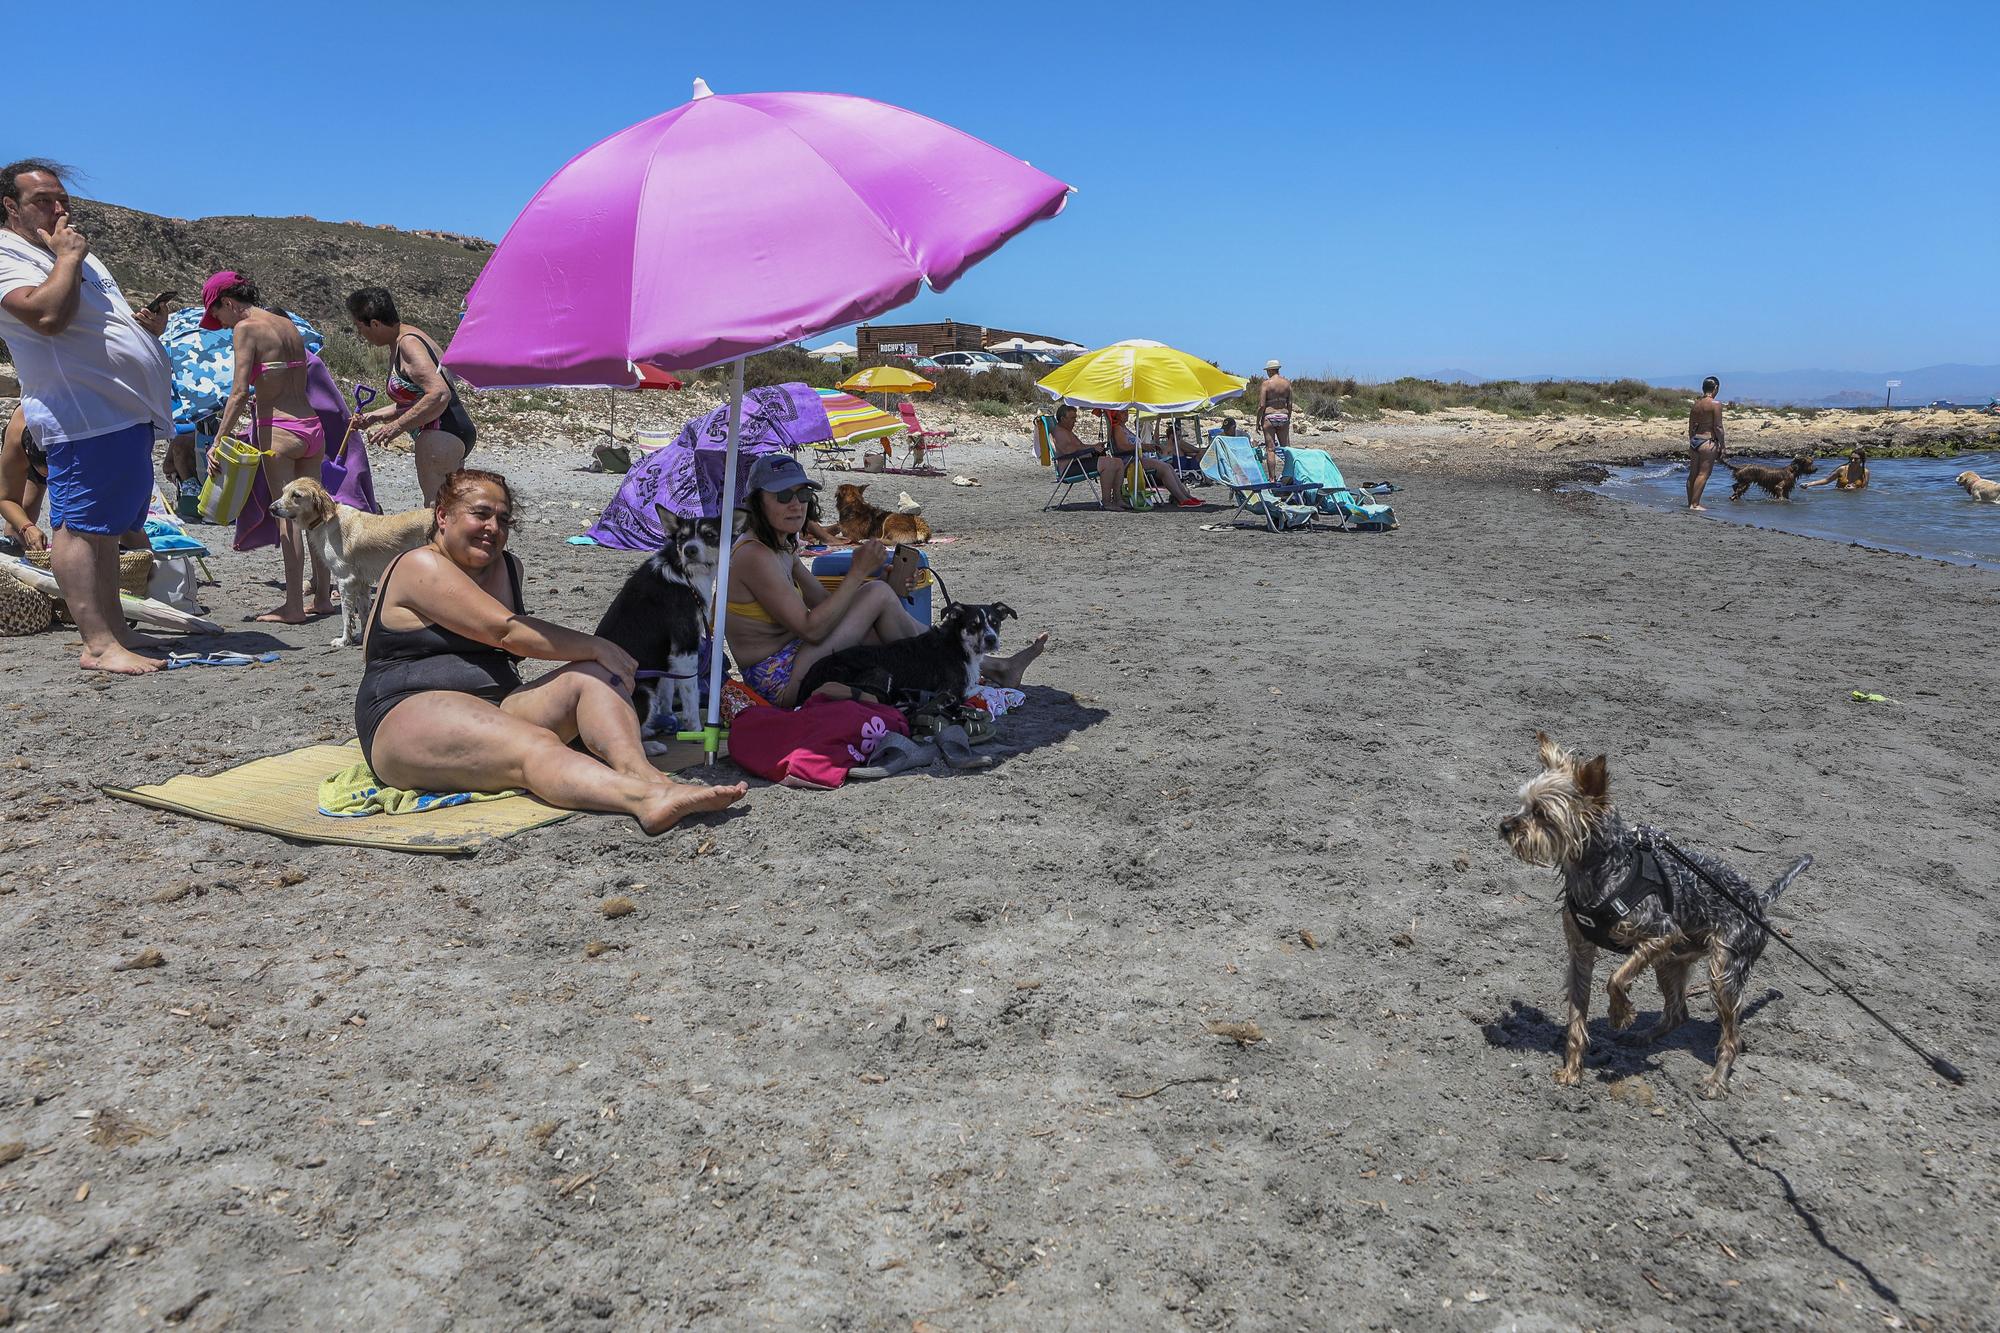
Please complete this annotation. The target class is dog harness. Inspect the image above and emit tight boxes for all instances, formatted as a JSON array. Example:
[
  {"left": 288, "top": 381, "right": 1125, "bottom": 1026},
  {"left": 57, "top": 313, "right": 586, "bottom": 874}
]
[{"left": 1568, "top": 829, "right": 1676, "bottom": 954}]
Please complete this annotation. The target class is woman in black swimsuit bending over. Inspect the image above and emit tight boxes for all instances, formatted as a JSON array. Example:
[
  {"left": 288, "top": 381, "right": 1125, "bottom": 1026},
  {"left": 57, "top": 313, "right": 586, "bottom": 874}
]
[
  {"left": 346, "top": 286, "right": 479, "bottom": 504},
  {"left": 355, "top": 469, "right": 746, "bottom": 834}
]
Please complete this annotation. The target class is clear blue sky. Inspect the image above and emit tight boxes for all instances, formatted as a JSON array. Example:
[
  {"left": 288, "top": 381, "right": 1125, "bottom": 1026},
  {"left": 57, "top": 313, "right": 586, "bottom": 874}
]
[{"left": 12, "top": 1, "right": 1996, "bottom": 380}]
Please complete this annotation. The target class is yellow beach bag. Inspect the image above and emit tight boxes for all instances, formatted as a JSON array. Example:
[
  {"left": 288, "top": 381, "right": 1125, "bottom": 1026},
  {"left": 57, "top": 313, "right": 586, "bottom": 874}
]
[{"left": 197, "top": 437, "right": 263, "bottom": 525}]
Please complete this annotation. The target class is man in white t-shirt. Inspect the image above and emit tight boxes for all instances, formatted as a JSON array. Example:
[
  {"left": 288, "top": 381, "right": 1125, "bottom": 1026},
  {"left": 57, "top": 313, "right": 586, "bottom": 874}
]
[{"left": 0, "top": 160, "right": 174, "bottom": 674}]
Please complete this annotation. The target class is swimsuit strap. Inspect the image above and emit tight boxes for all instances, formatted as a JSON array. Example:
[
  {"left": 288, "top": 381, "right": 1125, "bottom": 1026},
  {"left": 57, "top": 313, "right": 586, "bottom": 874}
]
[
  {"left": 363, "top": 549, "right": 416, "bottom": 655},
  {"left": 364, "top": 549, "right": 522, "bottom": 656}
]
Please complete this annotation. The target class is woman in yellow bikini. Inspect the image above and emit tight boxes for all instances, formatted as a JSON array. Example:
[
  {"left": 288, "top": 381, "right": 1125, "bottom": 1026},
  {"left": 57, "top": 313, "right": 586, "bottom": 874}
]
[
  {"left": 724, "top": 456, "right": 1045, "bottom": 706},
  {"left": 203, "top": 271, "right": 335, "bottom": 624}
]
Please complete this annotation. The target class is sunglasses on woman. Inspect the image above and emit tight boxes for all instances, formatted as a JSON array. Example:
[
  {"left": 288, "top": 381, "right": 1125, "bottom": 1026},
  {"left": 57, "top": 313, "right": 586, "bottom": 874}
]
[{"left": 767, "top": 486, "right": 812, "bottom": 504}]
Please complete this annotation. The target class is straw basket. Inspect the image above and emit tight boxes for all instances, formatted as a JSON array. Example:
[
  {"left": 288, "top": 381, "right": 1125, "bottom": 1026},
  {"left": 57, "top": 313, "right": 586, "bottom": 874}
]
[
  {"left": 26, "top": 548, "right": 154, "bottom": 598},
  {"left": 0, "top": 569, "right": 54, "bottom": 636}
]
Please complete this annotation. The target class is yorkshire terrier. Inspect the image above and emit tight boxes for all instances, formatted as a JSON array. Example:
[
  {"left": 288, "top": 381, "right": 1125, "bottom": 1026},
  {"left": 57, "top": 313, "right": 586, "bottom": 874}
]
[{"left": 1498, "top": 734, "right": 1812, "bottom": 1098}]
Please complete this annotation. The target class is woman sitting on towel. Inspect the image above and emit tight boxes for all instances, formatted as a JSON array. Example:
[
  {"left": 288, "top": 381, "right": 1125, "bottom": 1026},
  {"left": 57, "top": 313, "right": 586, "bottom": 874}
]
[
  {"left": 724, "top": 455, "right": 1047, "bottom": 706},
  {"left": 355, "top": 468, "right": 745, "bottom": 834}
]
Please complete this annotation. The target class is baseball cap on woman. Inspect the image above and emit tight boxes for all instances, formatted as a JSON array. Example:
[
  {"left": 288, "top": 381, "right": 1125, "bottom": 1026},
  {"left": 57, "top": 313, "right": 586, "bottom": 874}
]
[{"left": 198, "top": 270, "right": 244, "bottom": 329}]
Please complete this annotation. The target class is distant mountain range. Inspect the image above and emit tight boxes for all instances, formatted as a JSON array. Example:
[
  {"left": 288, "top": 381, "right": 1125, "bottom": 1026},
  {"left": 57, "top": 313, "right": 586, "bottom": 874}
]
[
  {"left": 1408, "top": 364, "right": 2000, "bottom": 407},
  {"left": 1648, "top": 365, "right": 1998, "bottom": 408}
]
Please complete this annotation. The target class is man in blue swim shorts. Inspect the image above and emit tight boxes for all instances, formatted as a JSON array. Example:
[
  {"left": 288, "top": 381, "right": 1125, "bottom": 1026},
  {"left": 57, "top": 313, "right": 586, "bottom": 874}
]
[{"left": 0, "top": 159, "right": 174, "bottom": 674}]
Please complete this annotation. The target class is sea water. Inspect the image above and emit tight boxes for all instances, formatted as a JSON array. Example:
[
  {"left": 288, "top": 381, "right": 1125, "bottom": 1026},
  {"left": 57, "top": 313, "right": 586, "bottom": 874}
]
[{"left": 1583, "top": 450, "right": 2000, "bottom": 569}]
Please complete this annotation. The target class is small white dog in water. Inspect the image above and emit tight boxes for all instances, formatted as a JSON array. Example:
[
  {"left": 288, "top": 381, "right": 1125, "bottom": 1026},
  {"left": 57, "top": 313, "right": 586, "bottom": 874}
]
[
  {"left": 269, "top": 478, "right": 432, "bottom": 647},
  {"left": 1955, "top": 470, "right": 2000, "bottom": 503}
]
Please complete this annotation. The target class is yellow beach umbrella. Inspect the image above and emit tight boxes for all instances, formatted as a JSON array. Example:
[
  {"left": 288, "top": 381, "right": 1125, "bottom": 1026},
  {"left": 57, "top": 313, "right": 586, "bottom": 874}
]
[
  {"left": 1035, "top": 339, "right": 1246, "bottom": 414},
  {"left": 839, "top": 365, "right": 934, "bottom": 395}
]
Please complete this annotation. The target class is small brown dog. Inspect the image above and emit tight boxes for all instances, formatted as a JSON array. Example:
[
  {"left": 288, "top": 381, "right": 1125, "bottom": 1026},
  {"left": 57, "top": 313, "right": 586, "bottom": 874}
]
[
  {"left": 834, "top": 483, "right": 932, "bottom": 545},
  {"left": 1955, "top": 470, "right": 2000, "bottom": 503},
  {"left": 1723, "top": 455, "right": 1814, "bottom": 500},
  {"left": 1805, "top": 448, "right": 1869, "bottom": 491}
]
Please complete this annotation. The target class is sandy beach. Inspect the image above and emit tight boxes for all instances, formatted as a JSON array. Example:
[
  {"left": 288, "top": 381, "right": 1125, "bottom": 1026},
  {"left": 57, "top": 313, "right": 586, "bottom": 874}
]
[{"left": 2, "top": 421, "right": 1996, "bottom": 1329}]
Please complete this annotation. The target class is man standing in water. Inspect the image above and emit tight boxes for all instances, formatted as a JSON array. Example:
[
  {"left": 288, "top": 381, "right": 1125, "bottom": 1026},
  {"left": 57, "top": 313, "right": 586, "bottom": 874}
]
[
  {"left": 1258, "top": 358, "right": 1293, "bottom": 478},
  {"left": 1686, "top": 375, "right": 1726, "bottom": 511}
]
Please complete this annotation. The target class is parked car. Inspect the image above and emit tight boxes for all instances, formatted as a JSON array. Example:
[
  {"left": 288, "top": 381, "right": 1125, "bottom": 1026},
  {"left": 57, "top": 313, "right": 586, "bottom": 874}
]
[
  {"left": 991, "top": 349, "right": 1062, "bottom": 369},
  {"left": 929, "top": 350, "right": 1015, "bottom": 375}
]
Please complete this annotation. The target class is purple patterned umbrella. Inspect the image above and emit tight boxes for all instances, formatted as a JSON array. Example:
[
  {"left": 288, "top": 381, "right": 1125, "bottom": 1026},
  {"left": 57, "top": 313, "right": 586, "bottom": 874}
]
[{"left": 588, "top": 382, "right": 826, "bottom": 550}]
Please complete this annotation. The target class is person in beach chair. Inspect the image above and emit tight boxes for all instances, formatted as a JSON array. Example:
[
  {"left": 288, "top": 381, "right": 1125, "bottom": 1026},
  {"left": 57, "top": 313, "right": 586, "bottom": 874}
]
[
  {"left": 1280, "top": 448, "right": 1396, "bottom": 530},
  {"left": 1200, "top": 434, "right": 1319, "bottom": 531},
  {"left": 1149, "top": 415, "right": 1208, "bottom": 487},
  {"left": 1106, "top": 410, "right": 1202, "bottom": 508},
  {"left": 1041, "top": 406, "right": 1199, "bottom": 511}
]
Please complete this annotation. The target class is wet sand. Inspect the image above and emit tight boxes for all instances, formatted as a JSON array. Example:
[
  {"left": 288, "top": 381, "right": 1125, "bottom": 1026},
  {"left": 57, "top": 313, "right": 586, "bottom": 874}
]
[{"left": 1, "top": 426, "right": 1995, "bottom": 1329}]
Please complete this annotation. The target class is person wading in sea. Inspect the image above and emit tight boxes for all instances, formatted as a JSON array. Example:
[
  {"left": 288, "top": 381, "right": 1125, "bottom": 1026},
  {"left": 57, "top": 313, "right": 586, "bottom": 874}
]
[{"left": 1686, "top": 375, "right": 1726, "bottom": 511}]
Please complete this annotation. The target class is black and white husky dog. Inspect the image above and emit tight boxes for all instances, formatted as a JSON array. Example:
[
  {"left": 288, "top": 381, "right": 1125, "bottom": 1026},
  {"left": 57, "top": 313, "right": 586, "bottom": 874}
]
[{"left": 594, "top": 509, "right": 721, "bottom": 749}]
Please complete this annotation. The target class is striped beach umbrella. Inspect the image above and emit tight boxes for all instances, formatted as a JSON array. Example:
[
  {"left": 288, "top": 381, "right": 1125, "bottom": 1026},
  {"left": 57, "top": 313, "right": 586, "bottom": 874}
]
[{"left": 815, "top": 388, "right": 907, "bottom": 446}]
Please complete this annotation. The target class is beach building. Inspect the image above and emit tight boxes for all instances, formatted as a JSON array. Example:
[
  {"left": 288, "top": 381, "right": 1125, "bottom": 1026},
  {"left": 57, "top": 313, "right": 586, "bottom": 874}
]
[{"left": 857, "top": 319, "right": 1074, "bottom": 360}]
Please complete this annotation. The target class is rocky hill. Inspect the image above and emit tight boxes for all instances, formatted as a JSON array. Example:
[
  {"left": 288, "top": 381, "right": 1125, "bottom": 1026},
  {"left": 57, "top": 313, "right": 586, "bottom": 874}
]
[{"left": 2, "top": 200, "right": 494, "bottom": 378}]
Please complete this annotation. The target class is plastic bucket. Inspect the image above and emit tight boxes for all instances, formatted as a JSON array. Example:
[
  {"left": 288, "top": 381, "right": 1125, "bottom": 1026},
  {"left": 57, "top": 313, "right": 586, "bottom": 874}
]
[{"left": 197, "top": 437, "right": 263, "bottom": 524}]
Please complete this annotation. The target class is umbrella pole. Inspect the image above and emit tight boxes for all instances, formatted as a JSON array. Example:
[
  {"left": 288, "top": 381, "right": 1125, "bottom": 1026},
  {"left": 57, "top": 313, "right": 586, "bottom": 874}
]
[{"left": 694, "top": 356, "right": 747, "bottom": 762}]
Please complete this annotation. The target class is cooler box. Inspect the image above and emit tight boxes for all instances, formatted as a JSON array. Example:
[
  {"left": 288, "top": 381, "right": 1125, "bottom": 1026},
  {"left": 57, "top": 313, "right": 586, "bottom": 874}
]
[{"left": 810, "top": 548, "right": 934, "bottom": 624}]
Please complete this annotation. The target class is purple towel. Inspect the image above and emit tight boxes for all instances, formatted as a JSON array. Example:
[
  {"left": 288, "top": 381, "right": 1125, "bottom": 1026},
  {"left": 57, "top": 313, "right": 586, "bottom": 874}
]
[{"left": 233, "top": 357, "right": 379, "bottom": 552}]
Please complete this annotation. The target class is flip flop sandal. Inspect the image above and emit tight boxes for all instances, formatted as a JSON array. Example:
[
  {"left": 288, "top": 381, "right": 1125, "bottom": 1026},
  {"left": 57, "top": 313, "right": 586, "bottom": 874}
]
[
  {"left": 849, "top": 733, "right": 938, "bottom": 780},
  {"left": 165, "top": 650, "right": 280, "bottom": 669},
  {"left": 935, "top": 724, "right": 993, "bottom": 771}
]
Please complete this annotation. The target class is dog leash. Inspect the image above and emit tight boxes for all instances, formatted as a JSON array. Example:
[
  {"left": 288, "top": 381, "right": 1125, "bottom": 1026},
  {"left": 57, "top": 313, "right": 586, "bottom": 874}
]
[{"left": 1650, "top": 832, "right": 1966, "bottom": 1086}]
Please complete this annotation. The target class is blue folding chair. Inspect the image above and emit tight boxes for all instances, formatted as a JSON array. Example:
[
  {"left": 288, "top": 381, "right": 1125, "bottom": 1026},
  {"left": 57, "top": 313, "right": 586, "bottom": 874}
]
[
  {"left": 1281, "top": 449, "right": 1396, "bottom": 530},
  {"left": 1200, "top": 436, "right": 1318, "bottom": 531},
  {"left": 1036, "top": 413, "right": 1105, "bottom": 511}
]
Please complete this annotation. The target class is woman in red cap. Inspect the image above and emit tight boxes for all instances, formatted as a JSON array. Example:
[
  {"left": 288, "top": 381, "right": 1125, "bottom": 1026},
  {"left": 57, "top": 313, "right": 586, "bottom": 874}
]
[{"left": 203, "top": 270, "right": 334, "bottom": 623}]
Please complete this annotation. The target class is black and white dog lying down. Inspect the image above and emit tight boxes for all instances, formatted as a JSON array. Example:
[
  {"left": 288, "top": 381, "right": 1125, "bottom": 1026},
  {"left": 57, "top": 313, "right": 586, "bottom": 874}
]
[
  {"left": 593, "top": 510, "right": 720, "bottom": 747},
  {"left": 794, "top": 601, "right": 1016, "bottom": 710}
]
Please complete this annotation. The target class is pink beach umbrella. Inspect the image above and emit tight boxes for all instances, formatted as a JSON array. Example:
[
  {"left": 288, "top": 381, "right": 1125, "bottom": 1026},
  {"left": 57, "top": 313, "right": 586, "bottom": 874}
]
[{"left": 444, "top": 79, "right": 1069, "bottom": 752}]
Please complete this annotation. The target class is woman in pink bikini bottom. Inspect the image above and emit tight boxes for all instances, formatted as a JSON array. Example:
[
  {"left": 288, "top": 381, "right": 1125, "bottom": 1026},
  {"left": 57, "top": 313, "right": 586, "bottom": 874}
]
[{"left": 202, "top": 270, "right": 337, "bottom": 623}]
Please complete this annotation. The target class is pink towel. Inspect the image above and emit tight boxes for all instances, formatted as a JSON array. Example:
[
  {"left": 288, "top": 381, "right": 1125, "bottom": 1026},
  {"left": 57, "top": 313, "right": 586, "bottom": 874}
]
[{"left": 728, "top": 699, "right": 909, "bottom": 790}]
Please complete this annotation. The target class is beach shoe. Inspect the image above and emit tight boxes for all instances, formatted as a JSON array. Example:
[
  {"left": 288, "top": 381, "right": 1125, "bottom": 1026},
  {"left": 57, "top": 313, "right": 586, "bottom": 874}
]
[
  {"left": 848, "top": 732, "right": 937, "bottom": 780},
  {"left": 1178, "top": 497, "right": 1204, "bottom": 508},
  {"left": 906, "top": 699, "right": 996, "bottom": 745},
  {"left": 935, "top": 724, "right": 994, "bottom": 771},
  {"left": 165, "top": 650, "right": 280, "bottom": 669}
]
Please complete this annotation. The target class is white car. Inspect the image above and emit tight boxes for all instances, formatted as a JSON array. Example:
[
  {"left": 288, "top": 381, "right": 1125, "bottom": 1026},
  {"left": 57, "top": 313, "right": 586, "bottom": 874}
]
[{"left": 930, "top": 350, "right": 1016, "bottom": 375}]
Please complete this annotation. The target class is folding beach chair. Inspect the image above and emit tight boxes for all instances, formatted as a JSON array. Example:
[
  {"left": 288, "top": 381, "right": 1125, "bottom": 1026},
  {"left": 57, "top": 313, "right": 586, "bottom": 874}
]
[
  {"left": 1281, "top": 449, "right": 1396, "bottom": 530},
  {"left": 1036, "top": 412, "right": 1104, "bottom": 511},
  {"left": 1200, "top": 436, "right": 1318, "bottom": 531},
  {"left": 1150, "top": 416, "right": 1208, "bottom": 488},
  {"left": 897, "top": 401, "right": 953, "bottom": 470},
  {"left": 806, "top": 437, "right": 856, "bottom": 472}
]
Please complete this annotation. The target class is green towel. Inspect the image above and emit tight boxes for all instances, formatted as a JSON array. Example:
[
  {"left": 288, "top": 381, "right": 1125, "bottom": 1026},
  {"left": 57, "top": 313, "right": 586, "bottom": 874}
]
[{"left": 317, "top": 760, "right": 521, "bottom": 818}]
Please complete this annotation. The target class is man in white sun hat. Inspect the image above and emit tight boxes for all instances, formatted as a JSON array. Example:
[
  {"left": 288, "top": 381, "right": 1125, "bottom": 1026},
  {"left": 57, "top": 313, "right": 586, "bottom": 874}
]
[{"left": 1257, "top": 357, "right": 1293, "bottom": 478}]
